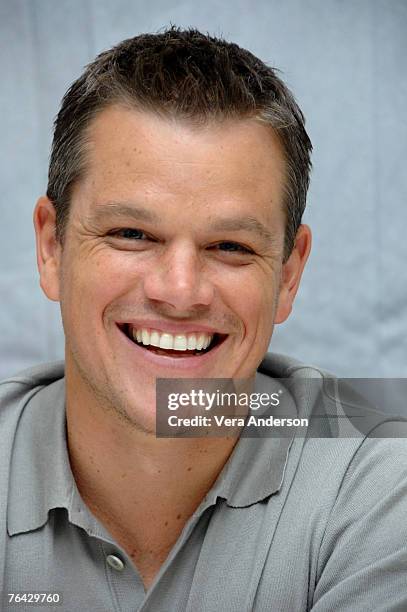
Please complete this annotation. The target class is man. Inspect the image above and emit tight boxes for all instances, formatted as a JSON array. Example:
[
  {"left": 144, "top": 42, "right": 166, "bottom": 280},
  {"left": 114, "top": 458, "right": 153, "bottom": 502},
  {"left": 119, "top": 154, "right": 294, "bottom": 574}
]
[{"left": 1, "top": 27, "right": 406, "bottom": 611}]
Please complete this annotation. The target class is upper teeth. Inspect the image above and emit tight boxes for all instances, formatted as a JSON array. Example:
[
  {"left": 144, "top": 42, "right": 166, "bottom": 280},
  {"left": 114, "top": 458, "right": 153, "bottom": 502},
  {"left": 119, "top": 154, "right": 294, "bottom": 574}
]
[{"left": 131, "top": 328, "right": 213, "bottom": 351}]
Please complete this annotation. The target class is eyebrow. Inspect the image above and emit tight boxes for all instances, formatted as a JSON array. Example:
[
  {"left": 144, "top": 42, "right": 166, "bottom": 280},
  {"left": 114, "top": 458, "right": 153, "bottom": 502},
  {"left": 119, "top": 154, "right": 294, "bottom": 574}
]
[
  {"left": 89, "top": 202, "right": 159, "bottom": 224},
  {"left": 209, "top": 216, "right": 276, "bottom": 245},
  {"left": 89, "top": 202, "right": 277, "bottom": 245}
]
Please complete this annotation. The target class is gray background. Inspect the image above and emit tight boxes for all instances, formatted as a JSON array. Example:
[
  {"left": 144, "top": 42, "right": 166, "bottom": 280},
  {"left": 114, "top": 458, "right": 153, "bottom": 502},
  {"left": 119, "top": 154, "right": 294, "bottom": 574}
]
[{"left": 1, "top": 0, "right": 406, "bottom": 379}]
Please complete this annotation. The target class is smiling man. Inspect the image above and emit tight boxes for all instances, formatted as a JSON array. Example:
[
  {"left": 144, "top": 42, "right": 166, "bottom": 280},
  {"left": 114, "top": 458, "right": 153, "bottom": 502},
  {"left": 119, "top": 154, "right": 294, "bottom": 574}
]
[
  {"left": 41, "top": 106, "right": 305, "bottom": 434},
  {"left": 1, "top": 28, "right": 407, "bottom": 612}
]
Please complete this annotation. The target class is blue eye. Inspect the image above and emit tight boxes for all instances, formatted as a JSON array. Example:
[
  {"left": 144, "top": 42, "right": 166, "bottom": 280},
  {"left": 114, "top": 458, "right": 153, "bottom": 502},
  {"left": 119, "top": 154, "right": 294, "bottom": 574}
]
[
  {"left": 217, "top": 242, "right": 253, "bottom": 253},
  {"left": 113, "top": 228, "right": 147, "bottom": 239}
]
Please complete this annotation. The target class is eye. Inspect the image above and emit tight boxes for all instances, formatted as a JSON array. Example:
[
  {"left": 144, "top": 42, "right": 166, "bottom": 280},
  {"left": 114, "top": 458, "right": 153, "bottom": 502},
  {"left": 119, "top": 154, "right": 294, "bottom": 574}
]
[
  {"left": 109, "top": 228, "right": 149, "bottom": 240},
  {"left": 214, "top": 241, "right": 254, "bottom": 254}
]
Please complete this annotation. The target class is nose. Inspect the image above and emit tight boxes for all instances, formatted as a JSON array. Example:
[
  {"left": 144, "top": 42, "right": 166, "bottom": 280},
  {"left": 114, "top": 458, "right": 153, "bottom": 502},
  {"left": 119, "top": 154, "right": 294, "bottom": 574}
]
[{"left": 142, "top": 240, "right": 215, "bottom": 312}]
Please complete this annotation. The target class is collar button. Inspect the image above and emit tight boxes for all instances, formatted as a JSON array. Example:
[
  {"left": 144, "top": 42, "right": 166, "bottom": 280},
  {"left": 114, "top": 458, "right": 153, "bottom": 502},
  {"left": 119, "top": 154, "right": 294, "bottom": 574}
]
[{"left": 106, "top": 554, "right": 125, "bottom": 571}]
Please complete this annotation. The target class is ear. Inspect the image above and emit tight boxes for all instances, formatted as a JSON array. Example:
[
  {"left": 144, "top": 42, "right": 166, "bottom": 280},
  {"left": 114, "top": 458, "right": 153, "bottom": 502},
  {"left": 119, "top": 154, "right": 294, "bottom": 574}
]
[
  {"left": 274, "top": 224, "right": 312, "bottom": 324},
  {"left": 33, "top": 196, "right": 61, "bottom": 302}
]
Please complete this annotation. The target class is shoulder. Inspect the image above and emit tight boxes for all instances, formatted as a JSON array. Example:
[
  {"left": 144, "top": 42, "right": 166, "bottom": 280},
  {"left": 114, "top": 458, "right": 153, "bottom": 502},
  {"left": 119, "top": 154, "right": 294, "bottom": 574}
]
[
  {"left": 323, "top": 426, "right": 407, "bottom": 527},
  {"left": 0, "top": 361, "right": 65, "bottom": 424},
  {"left": 0, "top": 361, "right": 65, "bottom": 390},
  {"left": 258, "top": 352, "right": 407, "bottom": 520},
  {"left": 258, "top": 353, "right": 407, "bottom": 610}
]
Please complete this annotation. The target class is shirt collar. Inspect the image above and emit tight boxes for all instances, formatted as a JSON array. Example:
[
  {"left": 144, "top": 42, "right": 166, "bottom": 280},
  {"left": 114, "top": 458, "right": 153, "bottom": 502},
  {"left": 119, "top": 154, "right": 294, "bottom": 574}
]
[
  {"left": 7, "top": 354, "right": 308, "bottom": 534},
  {"left": 204, "top": 369, "right": 298, "bottom": 508},
  {"left": 7, "top": 374, "right": 74, "bottom": 536}
]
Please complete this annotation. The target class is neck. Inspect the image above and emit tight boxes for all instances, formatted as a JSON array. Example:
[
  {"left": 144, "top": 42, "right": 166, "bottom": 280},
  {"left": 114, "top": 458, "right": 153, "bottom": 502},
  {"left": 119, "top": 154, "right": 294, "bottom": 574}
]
[
  {"left": 65, "top": 371, "right": 238, "bottom": 556},
  {"left": 67, "top": 400, "right": 237, "bottom": 508}
]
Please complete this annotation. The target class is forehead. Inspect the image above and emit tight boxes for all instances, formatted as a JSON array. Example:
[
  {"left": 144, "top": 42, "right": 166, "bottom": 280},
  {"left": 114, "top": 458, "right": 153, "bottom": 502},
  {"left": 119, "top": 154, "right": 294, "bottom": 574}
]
[{"left": 75, "top": 105, "right": 287, "bottom": 222}]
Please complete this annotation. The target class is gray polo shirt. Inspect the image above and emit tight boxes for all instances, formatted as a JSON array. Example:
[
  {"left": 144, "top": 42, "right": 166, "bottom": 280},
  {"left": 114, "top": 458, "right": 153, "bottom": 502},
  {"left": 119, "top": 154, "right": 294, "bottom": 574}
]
[{"left": 1, "top": 353, "right": 407, "bottom": 611}]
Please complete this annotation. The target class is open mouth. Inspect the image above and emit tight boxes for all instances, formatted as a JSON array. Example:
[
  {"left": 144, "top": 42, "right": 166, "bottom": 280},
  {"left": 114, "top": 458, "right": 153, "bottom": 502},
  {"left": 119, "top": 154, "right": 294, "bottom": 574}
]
[{"left": 118, "top": 324, "right": 227, "bottom": 358}]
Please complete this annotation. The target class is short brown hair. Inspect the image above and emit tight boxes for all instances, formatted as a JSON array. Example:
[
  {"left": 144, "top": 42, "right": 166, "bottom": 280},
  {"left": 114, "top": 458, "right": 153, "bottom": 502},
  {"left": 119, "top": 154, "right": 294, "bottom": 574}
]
[{"left": 47, "top": 27, "right": 312, "bottom": 260}]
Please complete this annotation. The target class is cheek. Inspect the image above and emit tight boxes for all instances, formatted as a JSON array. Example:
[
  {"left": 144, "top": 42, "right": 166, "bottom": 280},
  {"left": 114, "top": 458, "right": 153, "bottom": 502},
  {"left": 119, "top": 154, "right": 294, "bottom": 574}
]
[
  {"left": 59, "top": 258, "right": 117, "bottom": 331},
  {"left": 235, "top": 273, "right": 277, "bottom": 323},
  {"left": 69, "top": 250, "right": 140, "bottom": 302}
]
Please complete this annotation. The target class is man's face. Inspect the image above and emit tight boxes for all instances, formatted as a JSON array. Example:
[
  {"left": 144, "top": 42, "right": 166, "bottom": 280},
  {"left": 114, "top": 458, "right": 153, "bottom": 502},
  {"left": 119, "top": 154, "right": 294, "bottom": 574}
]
[{"left": 35, "top": 106, "right": 310, "bottom": 432}]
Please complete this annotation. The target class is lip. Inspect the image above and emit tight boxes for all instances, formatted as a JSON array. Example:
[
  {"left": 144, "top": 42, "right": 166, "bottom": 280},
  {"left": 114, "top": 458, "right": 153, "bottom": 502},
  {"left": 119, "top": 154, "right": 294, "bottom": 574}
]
[
  {"left": 115, "top": 323, "right": 228, "bottom": 371},
  {"left": 115, "top": 318, "right": 224, "bottom": 335}
]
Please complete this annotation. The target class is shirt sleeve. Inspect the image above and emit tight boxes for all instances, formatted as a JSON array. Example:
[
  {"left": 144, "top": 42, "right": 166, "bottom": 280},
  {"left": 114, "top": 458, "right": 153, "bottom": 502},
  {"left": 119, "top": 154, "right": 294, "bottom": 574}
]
[{"left": 311, "top": 422, "right": 407, "bottom": 612}]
